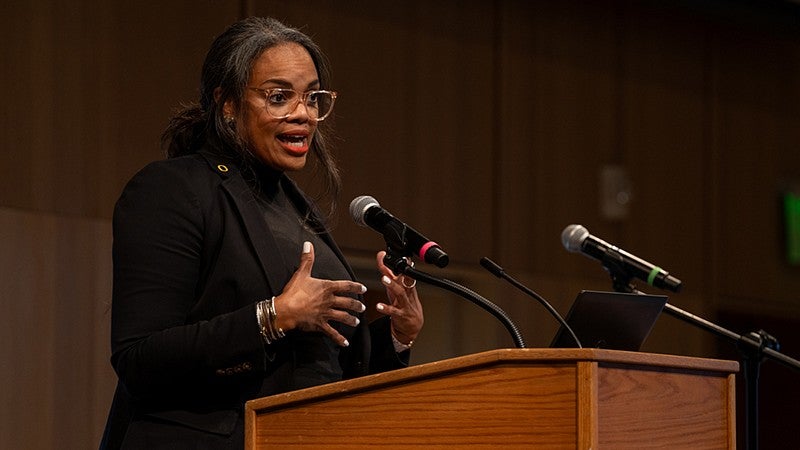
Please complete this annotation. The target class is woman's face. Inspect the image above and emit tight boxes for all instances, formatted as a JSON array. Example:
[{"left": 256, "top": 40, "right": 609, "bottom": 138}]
[{"left": 236, "top": 42, "right": 320, "bottom": 172}]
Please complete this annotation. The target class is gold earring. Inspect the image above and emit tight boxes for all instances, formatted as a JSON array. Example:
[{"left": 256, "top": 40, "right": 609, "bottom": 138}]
[{"left": 224, "top": 115, "right": 235, "bottom": 125}]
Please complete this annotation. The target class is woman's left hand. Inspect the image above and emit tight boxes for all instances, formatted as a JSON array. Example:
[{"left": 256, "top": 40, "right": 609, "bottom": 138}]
[{"left": 374, "top": 251, "right": 424, "bottom": 346}]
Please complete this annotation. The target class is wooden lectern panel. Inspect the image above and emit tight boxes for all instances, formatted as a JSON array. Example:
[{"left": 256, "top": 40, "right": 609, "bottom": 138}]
[
  {"left": 245, "top": 349, "right": 737, "bottom": 449},
  {"left": 596, "top": 364, "right": 735, "bottom": 447}
]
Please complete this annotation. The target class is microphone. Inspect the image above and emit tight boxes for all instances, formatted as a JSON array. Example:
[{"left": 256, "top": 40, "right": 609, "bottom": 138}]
[
  {"left": 350, "top": 195, "right": 449, "bottom": 268},
  {"left": 561, "top": 224, "right": 682, "bottom": 293},
  {"left": 480, "top": 257, "right": 582, "bottom": 348}
]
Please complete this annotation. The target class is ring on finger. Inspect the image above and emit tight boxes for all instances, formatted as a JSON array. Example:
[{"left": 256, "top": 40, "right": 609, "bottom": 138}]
[
  {"left": 401, "top": 276, "right": 417, "bottom": 289},
  {"left": 401, "top": 257, "right": 416, "bottom": 288}
]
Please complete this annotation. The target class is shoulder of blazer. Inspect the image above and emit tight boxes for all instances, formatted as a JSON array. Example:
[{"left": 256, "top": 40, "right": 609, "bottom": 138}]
[
  {"left": 126, "top": 153, "right": 228, "bottom": 190},
  {"left": 196, "top": 151, "right": 241, "bottom": 180}
]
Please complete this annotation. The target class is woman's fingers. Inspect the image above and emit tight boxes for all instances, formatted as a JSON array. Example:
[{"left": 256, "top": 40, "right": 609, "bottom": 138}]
[
  {"left": 275, "top": 241, "right": 370, "bottom": 346},
  {"left": 328, "top": 279, "right": 368, "bottom": 298},
  {"left": 297, "top": 241, "right": 314, "bottom": 274},
  {"left": 319, "top": 322, "right": 350, "bottom": 347},
  {"left": 326, "top": 307, "right": 361, "bottom": 328},
  {"left": 313, "top": 297, "right": 364, "bottom": 347},
  {"left": 374, "top": 252, "right": 424, "bottom": 344}
]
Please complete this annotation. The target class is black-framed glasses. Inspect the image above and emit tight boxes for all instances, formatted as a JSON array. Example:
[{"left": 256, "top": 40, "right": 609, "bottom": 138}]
[{"left": 248, "top": 87, "right": 337, "bottom": 121}]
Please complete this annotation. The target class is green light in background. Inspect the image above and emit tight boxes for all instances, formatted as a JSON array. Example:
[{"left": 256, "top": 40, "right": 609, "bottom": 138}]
[{"left": 785, "top": 192, "right": 800, "bottom": 265}]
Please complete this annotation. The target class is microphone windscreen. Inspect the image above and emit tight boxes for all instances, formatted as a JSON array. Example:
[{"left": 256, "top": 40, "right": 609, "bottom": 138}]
[
  {"left": 349, "top": 195, "right": 380, "bottom": 227},
  {"left": 561, "top": 224, "right": 589, "bottom": 253},
  {"left": 479, "top": 257, "right": 504, "bottom": 277}
]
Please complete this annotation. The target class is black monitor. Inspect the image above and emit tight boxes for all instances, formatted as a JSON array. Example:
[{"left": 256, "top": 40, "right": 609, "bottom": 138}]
[{"left": 550, "top": 290, "right": 667, "bottom": 351}]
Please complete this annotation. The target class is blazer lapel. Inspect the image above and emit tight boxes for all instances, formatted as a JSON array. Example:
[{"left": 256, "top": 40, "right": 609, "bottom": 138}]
[
  {"left": 200, "top": 151, "right": 357, "bottom": 293},
  {"left": 223, "top": 172, "right": 295, "bottom": 294},
  {"left": 200, "top": 154, "right": 290, "bottom": 295}
]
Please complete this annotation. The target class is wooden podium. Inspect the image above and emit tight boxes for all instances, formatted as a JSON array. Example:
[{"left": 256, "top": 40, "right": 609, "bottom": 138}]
[{"left": 245, "top": 348, "right": 737, "bottom": 449}]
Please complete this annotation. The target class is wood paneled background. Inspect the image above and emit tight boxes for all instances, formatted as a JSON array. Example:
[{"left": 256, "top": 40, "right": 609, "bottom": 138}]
[{"left": 2, "top": 1, "right": 799, "bottom": 448}]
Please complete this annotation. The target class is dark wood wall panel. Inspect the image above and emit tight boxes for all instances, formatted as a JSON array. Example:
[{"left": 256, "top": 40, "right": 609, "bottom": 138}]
[
  {"left": 1, "top": 1, "right": 240, "bottom": 218},
  {"left": 617, "top": 4, "right": 709, "bottom": 301},
  {"left": 714, "top": 27, "right": 800, "bottom": 308},
  {"left": 497, "top": 2, "right": 621, "bottom": 277},
  {"left": 0, "top": 207, "right": 114, "bottom": 449}
]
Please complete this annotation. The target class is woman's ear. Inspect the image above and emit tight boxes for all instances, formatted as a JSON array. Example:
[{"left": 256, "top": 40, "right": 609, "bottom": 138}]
[{"left": 213, "top": 87, "right": 235, "bottom": 118}]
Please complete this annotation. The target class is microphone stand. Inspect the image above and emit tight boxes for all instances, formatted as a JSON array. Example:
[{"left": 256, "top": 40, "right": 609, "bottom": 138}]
[
  {"left": 382, "top": 250, "right": 526, "bottom": 349},
  {"left": 604, "top": 262, "right": 800, "bottom": 450}
]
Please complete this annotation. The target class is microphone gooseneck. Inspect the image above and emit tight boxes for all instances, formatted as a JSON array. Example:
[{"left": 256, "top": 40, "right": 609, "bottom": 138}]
[
  {"left": 480, "top": 257, "right": 582, "bottom": 348},
  {"left": 383, "top": 253, "right": 526, "bottom": 349},
  {"left": 349, "top": 196, "right": 524, "bottom": 348}
]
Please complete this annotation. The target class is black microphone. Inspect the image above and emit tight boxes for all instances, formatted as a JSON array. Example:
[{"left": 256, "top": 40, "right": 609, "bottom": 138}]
[
  {"left": 350, "top": 195, "right": 449, "bottom": 268},
  {"left": 561, "top": 224, "right": 682, "bottom": 293},
  {"left": 480, "top": 257, "right": 582, "bottom": 348}
]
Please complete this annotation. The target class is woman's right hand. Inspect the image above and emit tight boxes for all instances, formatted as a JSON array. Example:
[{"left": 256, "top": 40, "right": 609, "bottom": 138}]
[{"left": 273, "top": 241, "right": 366, "bottom": 347}]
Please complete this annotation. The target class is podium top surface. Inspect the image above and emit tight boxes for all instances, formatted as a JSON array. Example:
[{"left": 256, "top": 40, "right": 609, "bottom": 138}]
[{"left": 246, "top": 348, "right": 738, "bottom": 413}]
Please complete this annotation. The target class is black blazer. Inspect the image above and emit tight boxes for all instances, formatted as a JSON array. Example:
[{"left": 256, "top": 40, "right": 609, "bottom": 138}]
[{"left": 100, "top": 150, "right": 405, "bottom": 449}]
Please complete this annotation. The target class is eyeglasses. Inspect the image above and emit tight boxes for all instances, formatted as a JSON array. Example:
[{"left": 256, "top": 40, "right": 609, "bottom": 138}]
[{"left": 248, "top": 87, "right": 337, "bottom": 121}]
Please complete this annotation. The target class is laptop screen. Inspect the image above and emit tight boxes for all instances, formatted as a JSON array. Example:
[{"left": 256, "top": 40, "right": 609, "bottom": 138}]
[{"left": 550, "top": 290, "right": 667, "bottom": 351}]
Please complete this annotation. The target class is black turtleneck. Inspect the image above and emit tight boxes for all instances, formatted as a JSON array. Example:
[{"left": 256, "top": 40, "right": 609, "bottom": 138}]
[{"left": 251, "top": 166, "right": 357, "bottom": 392}]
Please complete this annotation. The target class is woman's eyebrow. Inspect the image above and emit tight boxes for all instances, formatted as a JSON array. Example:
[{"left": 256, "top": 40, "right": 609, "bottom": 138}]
[{"left": 257, "top": 78, "right": 321, "bottom": 89}]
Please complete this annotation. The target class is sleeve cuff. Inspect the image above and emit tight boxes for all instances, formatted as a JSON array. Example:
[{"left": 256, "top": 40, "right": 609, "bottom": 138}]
[{"left": 391, "top": 332, "right": 413, "bottom": 353}]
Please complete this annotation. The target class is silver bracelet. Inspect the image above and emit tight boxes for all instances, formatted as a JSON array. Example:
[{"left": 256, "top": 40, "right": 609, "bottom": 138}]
[
  {"left": 256, "top": 296, "right": 285, "bottom": 344},
  {"left": 256, "top": 299, "right": 272, "bottom": 344},
  {"left": 267, "top": 297, "right": 286, "bottom": 339}
]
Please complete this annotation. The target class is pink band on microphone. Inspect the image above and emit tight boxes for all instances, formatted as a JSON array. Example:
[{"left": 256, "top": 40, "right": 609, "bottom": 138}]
[{"left": 419, "top": 241, "right": 439, "bottom": 260}]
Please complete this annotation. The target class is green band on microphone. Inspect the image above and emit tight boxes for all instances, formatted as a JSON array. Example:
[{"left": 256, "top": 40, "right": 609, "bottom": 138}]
[{"left": 647, "top": 267, "right": 662, "bottom": 286}]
